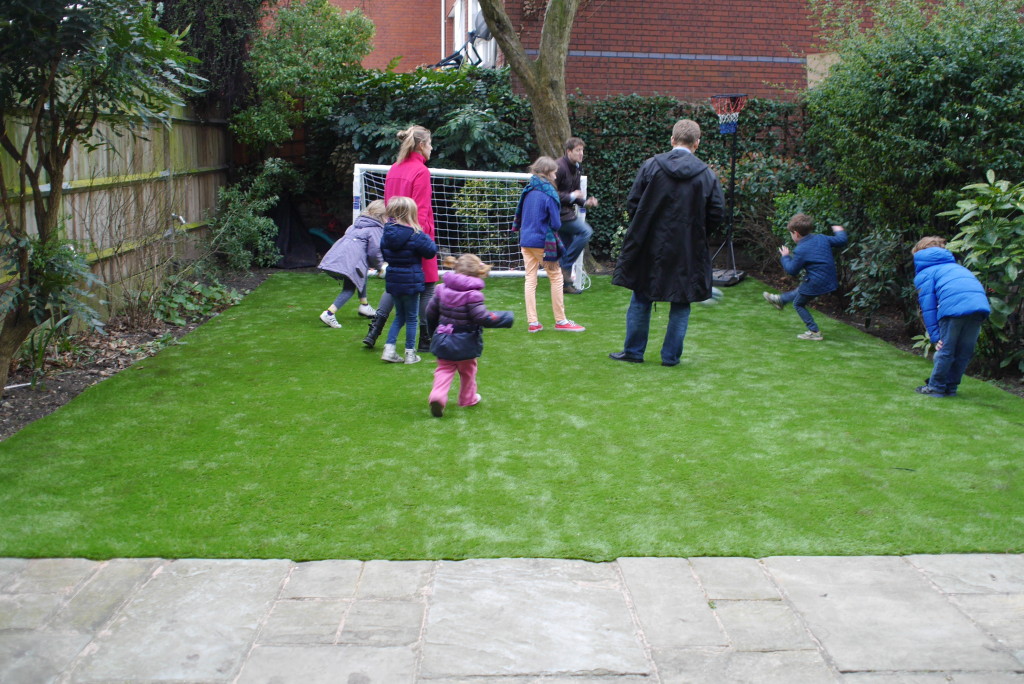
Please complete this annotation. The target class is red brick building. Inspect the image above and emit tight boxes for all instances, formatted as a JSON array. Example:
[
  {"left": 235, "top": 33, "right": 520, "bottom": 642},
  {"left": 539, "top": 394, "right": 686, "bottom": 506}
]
[{"left": 330, "top": 0, "right": 828, "bottom": 100}]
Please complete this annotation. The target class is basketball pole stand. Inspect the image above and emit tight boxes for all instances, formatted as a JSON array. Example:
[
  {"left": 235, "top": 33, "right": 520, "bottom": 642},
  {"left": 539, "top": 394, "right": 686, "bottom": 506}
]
[{"left": 710, "top": 93, "right": 748, "bottom": 287}]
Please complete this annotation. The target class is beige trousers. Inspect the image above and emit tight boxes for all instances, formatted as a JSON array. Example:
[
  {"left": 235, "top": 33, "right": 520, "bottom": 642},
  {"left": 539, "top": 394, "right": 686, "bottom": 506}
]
[{"left": 522, "top": 247, "right": 565, "bottom": 324}]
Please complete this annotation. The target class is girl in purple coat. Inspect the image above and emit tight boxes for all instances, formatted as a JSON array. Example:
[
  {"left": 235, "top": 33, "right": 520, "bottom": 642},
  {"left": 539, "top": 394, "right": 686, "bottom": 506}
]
[
  {"left": 317, "top": 200, "right": 386, "bottom": 328},
  {"left": 425, "top": 254, "right": 514, "bottom": 417}
]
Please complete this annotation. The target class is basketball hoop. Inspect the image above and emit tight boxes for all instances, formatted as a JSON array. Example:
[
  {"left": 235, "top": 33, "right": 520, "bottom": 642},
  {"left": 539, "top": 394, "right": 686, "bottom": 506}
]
[
  {"left": 710, "top": 93, "right": 748, "bottom": 135},
  {"left": 709, "top": 93, "right": 750, "bottom": 286}
]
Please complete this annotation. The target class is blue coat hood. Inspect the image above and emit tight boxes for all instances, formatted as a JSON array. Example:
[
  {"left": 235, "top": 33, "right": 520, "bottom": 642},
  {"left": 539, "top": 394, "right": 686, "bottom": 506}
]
[{"left": 913, "top": 247, "right": 990, "bottom": 342}]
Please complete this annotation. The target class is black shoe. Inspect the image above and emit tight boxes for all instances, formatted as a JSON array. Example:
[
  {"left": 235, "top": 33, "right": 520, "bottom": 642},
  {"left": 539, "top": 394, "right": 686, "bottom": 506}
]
[
  {"left": 915, "top": 385, "right": 950, "bottom": 397},
  {"left": 608, "top": 351, "right": 643, "bottom": 363},
  {"left": 564, "top": 284, "right": 583, "bottom": 295},
  {"left": 661, "top": 360, "right": 679, "bottom": 367}
]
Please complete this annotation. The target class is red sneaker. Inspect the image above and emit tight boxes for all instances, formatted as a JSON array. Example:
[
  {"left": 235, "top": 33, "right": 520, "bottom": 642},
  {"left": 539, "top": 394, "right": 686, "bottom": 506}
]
[
  {"left": 554, "top": 320, "right": 585, "bottom": 332},
  {"left": 528, "top": 322, "right": 544, "bottom": 333}
]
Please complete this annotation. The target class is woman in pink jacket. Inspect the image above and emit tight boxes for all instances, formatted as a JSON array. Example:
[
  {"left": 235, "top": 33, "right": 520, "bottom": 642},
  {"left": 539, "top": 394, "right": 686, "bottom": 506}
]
[{"left": 363, "top": 125, "right": 438, "bottom": 351}]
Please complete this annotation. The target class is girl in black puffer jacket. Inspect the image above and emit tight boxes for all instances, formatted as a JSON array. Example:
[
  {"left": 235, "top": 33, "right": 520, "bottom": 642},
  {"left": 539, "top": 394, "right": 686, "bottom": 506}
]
[
  {"left": 380, "top": 196, "right": 438, "bottom": 365},
  {"left": 424, "top": 254, "right": 514, "bottom": 417}
]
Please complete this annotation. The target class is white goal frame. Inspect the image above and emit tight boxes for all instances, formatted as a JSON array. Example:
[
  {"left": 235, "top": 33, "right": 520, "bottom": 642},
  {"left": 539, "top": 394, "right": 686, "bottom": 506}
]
[{"left": 353, "top": 163, "right": 587, "bottom": 286}]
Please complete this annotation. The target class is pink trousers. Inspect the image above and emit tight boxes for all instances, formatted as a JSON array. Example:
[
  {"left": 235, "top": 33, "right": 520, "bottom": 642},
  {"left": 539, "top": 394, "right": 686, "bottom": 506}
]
[{"left": 429, "top": 358, "right": 479, "bottom": 408}]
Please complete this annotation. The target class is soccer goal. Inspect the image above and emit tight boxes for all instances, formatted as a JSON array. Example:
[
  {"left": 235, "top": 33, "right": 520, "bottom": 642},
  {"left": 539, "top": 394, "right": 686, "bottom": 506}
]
[{"left": 353, "top": 164, "right": 588, "bottom": 285}]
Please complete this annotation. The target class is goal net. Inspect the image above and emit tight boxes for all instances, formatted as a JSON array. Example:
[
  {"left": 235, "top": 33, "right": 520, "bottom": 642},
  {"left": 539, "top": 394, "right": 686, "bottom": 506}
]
[{"left": 353, "top": 164, "right": 588, "bottom": 283}]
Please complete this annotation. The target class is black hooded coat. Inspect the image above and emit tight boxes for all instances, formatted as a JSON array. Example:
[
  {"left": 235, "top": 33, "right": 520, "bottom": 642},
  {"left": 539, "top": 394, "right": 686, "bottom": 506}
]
[{"left": 612, "top": 149, "right": 725, "bottom": 303}]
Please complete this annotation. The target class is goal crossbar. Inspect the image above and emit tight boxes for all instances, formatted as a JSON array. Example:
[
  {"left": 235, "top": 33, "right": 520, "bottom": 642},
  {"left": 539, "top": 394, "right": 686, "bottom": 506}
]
[{"left": 353, "top": 163, "right": 587, "bottom": 282}]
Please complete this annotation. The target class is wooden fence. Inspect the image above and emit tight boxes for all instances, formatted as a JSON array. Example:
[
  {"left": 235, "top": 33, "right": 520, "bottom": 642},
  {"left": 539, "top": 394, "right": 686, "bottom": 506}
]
[{"left": 1, "top": 105, "right": 230, "bottom": 307}]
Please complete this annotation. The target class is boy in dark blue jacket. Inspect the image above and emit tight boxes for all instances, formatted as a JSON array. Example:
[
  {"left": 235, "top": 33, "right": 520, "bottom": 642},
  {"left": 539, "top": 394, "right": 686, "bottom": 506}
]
[
  {"left": 763, "top": 213, "right": 848, "bottom": 340},
  {"left": 912, "top": 236, "right": 991, "bottom": 397}
]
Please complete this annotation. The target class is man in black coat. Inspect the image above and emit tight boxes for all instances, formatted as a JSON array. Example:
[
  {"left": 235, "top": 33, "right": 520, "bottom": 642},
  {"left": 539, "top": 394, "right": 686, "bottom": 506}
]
[{"left": 609, "top": 119, "right": 725, "bottom": 366}]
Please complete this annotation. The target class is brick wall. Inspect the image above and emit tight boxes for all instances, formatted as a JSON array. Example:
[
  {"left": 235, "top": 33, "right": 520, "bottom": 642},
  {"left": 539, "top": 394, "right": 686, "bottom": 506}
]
[
  {"left": 328, "top": 0, "right": 824, "bottom": 98},
  {"left": 512, "top": 0, "right": 820, "bottom": 100},
  {"left": 328, "top": 0, "right": 448, "bottom": 70}
]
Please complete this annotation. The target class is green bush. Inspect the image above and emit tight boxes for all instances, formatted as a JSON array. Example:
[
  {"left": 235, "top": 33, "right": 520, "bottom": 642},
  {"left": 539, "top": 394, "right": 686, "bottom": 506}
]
[
  {"left": 942, "top": 171, "right": 1024, "bottom": 374},
  {"left": 569, "top": 95, "right": 804, "bottom": 259},
  {"left": 801, "top": 0, "right": 1024, "bottom": 322},
  {"left": 207, "top": 158, "right": 300, "bottom": 270},
  {"left": 0, "top": 236, "right": 103, "bottom": 330},
  {"left": 805, "top": 0, "right": 1024, "bottom": 235},
  {"left": 153, "top": 278, "right": 242, "bottom": 327},
  {"left": 231, "top": 0, "right": 375, "bottom": 149},
  {"left": 310, "top": 66, "right": 532, "bottom": 190}
]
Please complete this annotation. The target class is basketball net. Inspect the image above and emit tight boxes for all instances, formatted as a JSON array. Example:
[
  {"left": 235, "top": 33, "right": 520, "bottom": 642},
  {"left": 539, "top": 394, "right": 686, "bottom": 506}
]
[{"left": 710, "top": 93, "right": 748, "bottom": 135}]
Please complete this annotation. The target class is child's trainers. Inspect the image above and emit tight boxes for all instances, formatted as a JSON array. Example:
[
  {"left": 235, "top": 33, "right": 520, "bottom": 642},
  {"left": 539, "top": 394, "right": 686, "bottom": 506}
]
[
  {"left": 555, "top": 319, "right": 585, "bottom": 332},
  {"left": 762, "top": 292, "right": 783, "bottom": 310},
  {"left": 381, "top": 344, "right": 403, "bottom": 363},
  {"left": 357, "top": 303, "right": 376, "bottom": 318},
  {"left": 797, "top": 330, "right": 823, "bottom": 340},
  {"left": 404, "top": 349, "right": 421, "bottom": 364},
  {"left": 320, "top": 311, "right": 341, "bottom": 328},
  {"left": 528, "top": 322, "right": 544, "bottom": 333},
  {"left": 430, "top": 400, "right": 445, "bottom": 417}
]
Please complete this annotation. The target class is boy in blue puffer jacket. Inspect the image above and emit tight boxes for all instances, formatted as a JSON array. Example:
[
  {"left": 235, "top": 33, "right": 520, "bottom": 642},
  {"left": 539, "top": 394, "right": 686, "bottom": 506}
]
[
  {"left": 763, "top": 213, "right": 848, "bottom": 340},
  {"left": 912, "top": 236, "right": 991, "bottom": 397},
  {"left": 425, "top": 254, "right": 514, "bottom": 417}
]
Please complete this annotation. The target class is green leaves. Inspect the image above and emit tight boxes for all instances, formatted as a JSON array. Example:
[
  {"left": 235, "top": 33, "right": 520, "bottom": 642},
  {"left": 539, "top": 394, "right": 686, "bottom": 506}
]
[
  {"left": 806, "top": 0, "right": 1024, "bottom": 235},
  {"left": 231, "top": 0, "right": 374, "bottom": 149},
  {"left": 312, "top": 66, "right": 531, "bottom": 175},
  {"left": 944, "top": 173, "right": 1024, "bottom": 373}
]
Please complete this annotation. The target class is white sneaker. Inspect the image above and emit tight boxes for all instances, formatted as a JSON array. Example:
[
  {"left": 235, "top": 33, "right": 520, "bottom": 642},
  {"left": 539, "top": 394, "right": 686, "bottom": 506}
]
[
  {"left": 381, "top": 343, "right": 403, "bottom": 363},
  {"left": 404, "top": 349, "right": 421, "bottom": 364},
  {"left": 357, "top": 303, "right": 376, "bottom": 318},
  {"left": 320, "top": 311, "right": 341, "bottom": 328}
]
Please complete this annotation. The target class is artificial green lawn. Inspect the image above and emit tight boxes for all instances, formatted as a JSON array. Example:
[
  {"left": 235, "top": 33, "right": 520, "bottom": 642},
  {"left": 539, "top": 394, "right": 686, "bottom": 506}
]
[{"left": 1, "top": 272, "right": 1021, "bottom": 560}]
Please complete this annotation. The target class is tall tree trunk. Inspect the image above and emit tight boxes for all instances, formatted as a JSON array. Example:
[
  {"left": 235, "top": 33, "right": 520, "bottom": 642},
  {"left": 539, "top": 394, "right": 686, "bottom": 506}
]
[{"left": 476, "top": 0, "right": 579, "bottom": 158}]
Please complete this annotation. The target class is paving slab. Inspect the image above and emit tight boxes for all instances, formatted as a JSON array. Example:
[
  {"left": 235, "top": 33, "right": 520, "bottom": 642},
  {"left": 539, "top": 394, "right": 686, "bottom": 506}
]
[
  {"left": 258, "top": 598, "right": 349, "bottom": 644},
  {"left": 0, "top": 557, "right": 28, "bottom": 590},
  {"left": 689, "top": 557, "right": 781, "bottom": 600},
  {"left": 763, "top": 556, "right": 1020, "bottom": 673},
  {"left": 841, "top": 673, "right": 1024, "bottom": 683},
  {"left": 420, "top": 558, "right": 650, "bottom": 678},
  {"left": 712, "top": 599, "right": 818, "bottom": 651},
  {"left": 6, "top": 558, "right": 97, "bottom": 595},
  {"left": 340, "top": 600, "right": 424, "bottom": 646},
  {"left": 0, "top": 591, "right": 65, "bottom": 630},
  {"left": 948, "top": 593, "right": 1024, "bottom": 663},
  {"left": 50, "top": 558, "right": 159, "bottom": 633},
  {"left": 357, "top": 559, "right": 434, "bottom": 599},
  {"left": 67, "top": 559, "right": 290, "bottom": 683},
  {"left": 280, "top": 559, "right": 361, "bottom": 599},
  {"left": 0, "top": 632, "right": 91, "bottom": 684},
  {"left": 907, "top": 554, "right": 1024, "bottom": 594},
  {"left": 235, "top": 644, "right": 417, "bottom": 684},
  {"left": 652, "top": 647, "right": 839, "bottom": 683},
  {"left": 618, "top": 557, "right": 727, "bottom": 650}
]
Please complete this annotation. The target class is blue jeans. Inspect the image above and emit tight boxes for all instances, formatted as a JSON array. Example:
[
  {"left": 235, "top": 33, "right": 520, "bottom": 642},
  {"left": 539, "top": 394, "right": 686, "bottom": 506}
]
[
  {"left": 622, "top": 292, "right": 691, "bottom": 365},
  {"left": 780, "top": 289, "right": 819, "bottom": 332},
  {"left": 557, "top": 214, "right": 593, "bottom": 270},
  {"left": 928, "top": 312, "right": 986, "bottom": 394},
  {"left": 385, "top": 293, "right": 420, "bottom": 349}
]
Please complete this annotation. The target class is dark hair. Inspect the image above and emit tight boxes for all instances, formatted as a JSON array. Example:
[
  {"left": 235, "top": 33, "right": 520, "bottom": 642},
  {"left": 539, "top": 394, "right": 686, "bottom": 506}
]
[
  {"left": 564, "top": 136, "right": 584, "bottom": 152},
  {"left": 787, "top": 213, "right": 815, "bottom": 237}
]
